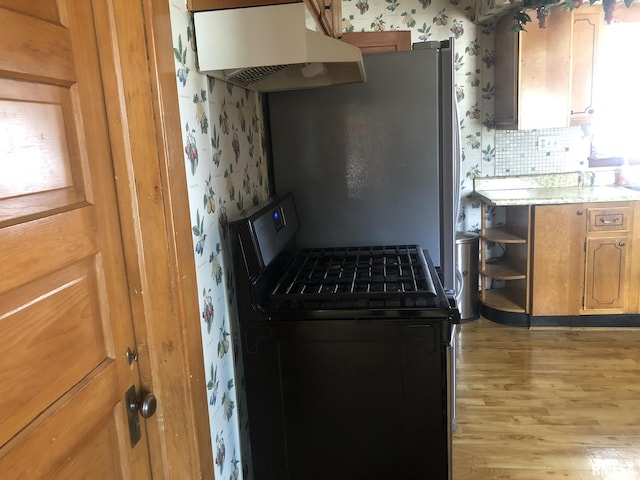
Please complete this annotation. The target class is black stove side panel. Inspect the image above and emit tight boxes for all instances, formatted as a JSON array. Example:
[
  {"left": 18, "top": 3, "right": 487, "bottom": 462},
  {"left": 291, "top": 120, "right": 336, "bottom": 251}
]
[{"left": 229, "top": 201, "right": 292, "bottom": 480}]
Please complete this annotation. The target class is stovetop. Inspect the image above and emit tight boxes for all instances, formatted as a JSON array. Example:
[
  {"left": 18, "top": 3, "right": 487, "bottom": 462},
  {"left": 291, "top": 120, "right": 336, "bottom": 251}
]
[
  {"left": 264, "top": 245, "right": 449, "bottom": 313},
  {"left": 229, "top": 193, "right": 457, "bottom": 320}
]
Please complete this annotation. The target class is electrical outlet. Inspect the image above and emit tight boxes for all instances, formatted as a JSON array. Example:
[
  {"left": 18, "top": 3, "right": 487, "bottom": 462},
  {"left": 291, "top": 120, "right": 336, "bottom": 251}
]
[{"left": 537, "top": 135, "right": 562, "bottom": 152}]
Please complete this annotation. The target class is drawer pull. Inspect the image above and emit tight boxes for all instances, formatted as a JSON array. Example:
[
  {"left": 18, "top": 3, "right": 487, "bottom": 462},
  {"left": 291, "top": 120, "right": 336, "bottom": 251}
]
[{"left": 599, "top": 217, "right": 620, "bottom": 224}]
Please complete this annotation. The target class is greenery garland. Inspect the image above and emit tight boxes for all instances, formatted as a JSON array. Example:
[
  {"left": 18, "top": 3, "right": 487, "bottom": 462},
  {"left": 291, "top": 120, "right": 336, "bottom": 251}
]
[{"left": 513, "top": 0, "right": 636, "bottom": 32}]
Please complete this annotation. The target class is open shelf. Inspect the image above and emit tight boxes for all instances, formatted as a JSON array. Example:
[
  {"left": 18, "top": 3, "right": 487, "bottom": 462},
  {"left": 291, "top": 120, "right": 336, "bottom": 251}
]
[
  {"left": 481, "top": 288, "right": 526, "bottom": 313},
  {"left": 482, "top": 227, "right": 527, "bottom": 244},
  {"left": 482, "top": 260, "right": 527, "bottom": 280},
  {"left": 479, "top": 204, "right": 531, "bottom": 321}
]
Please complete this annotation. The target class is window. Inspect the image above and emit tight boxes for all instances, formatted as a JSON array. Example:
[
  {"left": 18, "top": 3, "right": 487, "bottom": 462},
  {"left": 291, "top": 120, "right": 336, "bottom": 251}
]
[{"left": 590, "top": 11, "right": 640, "bottom": 162}]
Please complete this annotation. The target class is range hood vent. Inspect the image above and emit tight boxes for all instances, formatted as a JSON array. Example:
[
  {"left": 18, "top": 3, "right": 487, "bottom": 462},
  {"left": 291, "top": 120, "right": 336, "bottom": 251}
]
[
  {"left": 193, "top": 3, "right": 366, "bottom": 92},
  {"left": 227, "top": 64, "right": 291, "bottom": 88}
]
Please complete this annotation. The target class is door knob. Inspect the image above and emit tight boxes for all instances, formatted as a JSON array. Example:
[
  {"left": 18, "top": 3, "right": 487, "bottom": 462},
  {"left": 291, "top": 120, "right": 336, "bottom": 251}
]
[
  {"left": 133, "top": 393, "right": 157, "bottom": 418},
  {"left": 124, "top": 385, "right": 157, "bottom": 447}
]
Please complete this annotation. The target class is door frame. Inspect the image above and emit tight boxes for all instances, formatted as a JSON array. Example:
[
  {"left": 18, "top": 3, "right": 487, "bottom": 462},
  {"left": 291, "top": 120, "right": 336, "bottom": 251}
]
[{"left": 93, "top": 0, "right": 213, "bottom": 477}]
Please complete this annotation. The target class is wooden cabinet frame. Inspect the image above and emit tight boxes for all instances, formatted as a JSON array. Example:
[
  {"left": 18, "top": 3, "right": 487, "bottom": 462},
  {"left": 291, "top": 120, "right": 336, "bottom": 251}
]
[{"left": 304, "top": 0, "right": 341, "bottom": 38}]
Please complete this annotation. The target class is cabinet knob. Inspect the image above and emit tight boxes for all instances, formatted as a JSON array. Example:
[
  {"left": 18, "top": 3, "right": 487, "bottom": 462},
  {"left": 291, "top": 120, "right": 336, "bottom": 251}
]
[
  {"left": 587, "top": 108, "right": 595, "bottom": 115},
  {"left": 619, "top": 241, "right": 626, "bottom": 247},
  {"left": 576, "top": 210, "right": 583, "bottom": 216}
]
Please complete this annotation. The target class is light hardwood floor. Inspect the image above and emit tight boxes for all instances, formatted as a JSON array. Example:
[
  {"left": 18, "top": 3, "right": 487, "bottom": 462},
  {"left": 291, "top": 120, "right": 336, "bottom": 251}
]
[{"left": 452, "top": 318, "right": 640, "bottom": 479}]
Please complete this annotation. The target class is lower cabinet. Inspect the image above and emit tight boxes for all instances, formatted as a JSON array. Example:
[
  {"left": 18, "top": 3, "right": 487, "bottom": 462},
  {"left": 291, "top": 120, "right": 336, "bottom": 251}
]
[
  {"left": 530, "top": 204, "right": 585, "bottom": 316},
  {"left": 584, "top": 236, "right": 628, "bottom": 310},
  {"left": 479, "top": 200, "right": 640, "bottom": 323},
  {"left": 531, "top": 202, "right": 637, "bottom": 315},
  {"left": 583, "top": 205, "right": 631, "bottom": 311}
]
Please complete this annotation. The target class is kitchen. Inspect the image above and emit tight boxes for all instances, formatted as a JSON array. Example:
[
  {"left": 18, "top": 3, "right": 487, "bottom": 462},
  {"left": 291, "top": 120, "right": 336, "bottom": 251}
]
[
  {"left": 2, "top": 0, "right": 639, "bottom": 478},
  {"left": 171, "top": 0, "right": 640, "bottom": 477}
]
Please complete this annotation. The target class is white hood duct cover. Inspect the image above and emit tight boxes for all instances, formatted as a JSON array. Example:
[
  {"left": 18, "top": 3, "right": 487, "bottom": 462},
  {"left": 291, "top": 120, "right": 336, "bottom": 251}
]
[{"left": 193, "top": 3, "right": 366, "bottom": 92}]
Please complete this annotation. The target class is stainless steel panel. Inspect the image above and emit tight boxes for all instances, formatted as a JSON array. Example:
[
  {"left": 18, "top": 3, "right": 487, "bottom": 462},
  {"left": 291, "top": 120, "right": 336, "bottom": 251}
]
[{"left": 268, "top": 48, "right": 442, "bottom": 258}]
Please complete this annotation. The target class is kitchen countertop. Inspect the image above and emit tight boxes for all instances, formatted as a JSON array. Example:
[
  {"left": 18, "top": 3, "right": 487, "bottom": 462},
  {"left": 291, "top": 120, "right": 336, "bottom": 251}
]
[{"left": 473, "top": 173, "right": 640, "bottom": 206}]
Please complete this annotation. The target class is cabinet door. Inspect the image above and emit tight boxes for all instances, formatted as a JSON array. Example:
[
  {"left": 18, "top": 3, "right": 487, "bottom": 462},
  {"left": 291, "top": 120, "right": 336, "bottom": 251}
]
[
  {"left": 520, "top": 7, "right": 572, "bottom": 129},
  {"left": 571, "top": 9, "right": 601, "bottom": 125},
  {"left": 494, "top": 8, "right": 572, "bottom": 130},
  {"left": 584, "top": 236, "right": 628, "bottom": 310},
  {"left": 531, "top": 204, "right": 586, "bottom": 316},
  {"left": 341, "top": 31, "right": 411, "bottom": 54}
]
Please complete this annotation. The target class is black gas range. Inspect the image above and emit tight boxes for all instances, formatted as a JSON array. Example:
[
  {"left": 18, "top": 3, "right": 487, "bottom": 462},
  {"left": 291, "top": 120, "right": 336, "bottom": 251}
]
[{"left": 229, "top": 193, "right": 459, "bottom": 480}]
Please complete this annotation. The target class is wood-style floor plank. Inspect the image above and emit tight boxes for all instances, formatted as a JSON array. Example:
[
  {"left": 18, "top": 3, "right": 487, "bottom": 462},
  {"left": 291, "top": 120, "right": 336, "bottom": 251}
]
[{"left": 452, "top": 318, "right": 640, "bottom": 479}]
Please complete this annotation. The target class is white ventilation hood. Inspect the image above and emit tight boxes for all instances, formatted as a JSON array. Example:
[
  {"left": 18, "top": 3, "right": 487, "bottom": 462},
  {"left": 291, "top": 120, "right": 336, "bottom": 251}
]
[{"left": 193, "top": 3, "right": 366, "bottom": 92}]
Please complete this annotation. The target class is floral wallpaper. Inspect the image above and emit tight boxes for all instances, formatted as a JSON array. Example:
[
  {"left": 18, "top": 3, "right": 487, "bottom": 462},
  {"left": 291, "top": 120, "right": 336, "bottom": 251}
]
[{"left": 169, "top": 2, "right": 269, "bottom": 479}]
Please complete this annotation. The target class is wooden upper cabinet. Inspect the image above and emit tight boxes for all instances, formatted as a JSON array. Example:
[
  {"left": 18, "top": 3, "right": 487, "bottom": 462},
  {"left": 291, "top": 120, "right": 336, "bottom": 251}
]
[
  {"left": 494, "top": 7, "right": 572, "bottom": 130},
  {"left": 571, "top": 8, "right": 601, "bottom": 125},
  {"left": 341, "top": 31, "right": 412, "bottom": 54},
  {"left": 187, "top": 0, "right": 300, "bottom": 11},
  {"left": 304, "top": 0, "right": 342, "bottom": 38}
]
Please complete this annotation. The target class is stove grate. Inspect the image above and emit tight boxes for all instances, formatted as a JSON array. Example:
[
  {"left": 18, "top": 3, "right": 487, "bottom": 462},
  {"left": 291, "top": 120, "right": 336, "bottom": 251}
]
[{"left": 269, "top": 245, "right": 438, "bottom": 309}]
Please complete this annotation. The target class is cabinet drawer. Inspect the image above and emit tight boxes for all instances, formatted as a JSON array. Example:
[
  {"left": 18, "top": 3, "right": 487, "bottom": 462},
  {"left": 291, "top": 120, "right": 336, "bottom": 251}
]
[{"left": 587, "top": 207, "right": 630, "bottom": 232}]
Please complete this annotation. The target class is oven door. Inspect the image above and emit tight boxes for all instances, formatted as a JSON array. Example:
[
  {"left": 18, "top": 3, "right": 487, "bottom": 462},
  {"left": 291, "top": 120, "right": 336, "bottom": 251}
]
[{"left": 242, "top": 318, "right": 450, "bottom": 480}]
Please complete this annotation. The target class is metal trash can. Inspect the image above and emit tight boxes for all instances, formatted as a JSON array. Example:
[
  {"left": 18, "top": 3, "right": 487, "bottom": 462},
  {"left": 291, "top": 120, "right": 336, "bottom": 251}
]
[{"left": 455, "top": 232, "right": 479, "bottom": 321}]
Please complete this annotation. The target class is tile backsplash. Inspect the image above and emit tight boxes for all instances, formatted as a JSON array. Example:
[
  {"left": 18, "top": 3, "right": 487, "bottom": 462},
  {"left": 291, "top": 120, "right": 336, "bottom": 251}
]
[{"left": 494, "top": 126, "right": 591, "bottom": 176}]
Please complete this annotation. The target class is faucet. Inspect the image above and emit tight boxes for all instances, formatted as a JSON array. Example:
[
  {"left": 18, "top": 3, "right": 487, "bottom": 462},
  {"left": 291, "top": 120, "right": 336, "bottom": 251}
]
[{"left": 578, "top": 171, "right": 595, "bottom": 187}]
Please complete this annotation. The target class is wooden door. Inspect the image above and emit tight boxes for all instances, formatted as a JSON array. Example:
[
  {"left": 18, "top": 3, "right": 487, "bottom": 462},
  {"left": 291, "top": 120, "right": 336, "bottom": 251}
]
[{"left": 0, "top": 1, "right": 153, "bottom": 478}]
